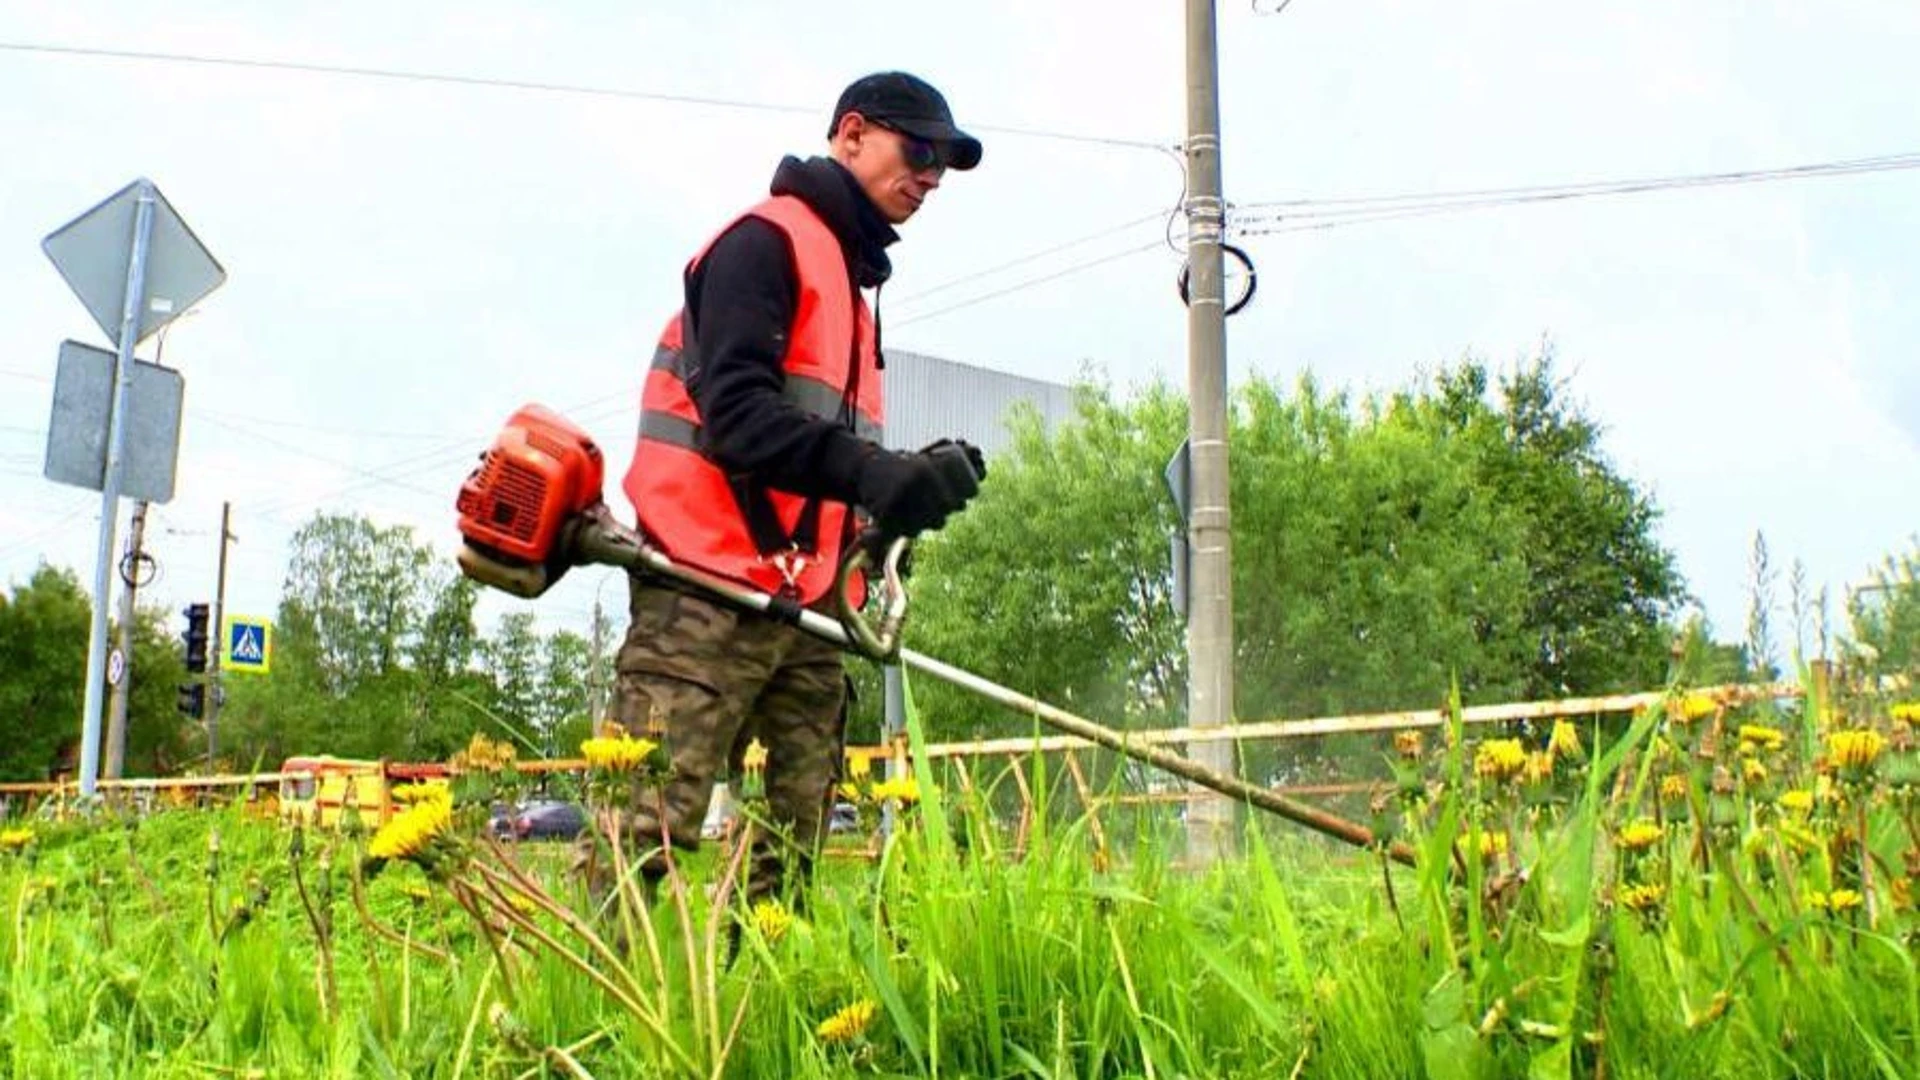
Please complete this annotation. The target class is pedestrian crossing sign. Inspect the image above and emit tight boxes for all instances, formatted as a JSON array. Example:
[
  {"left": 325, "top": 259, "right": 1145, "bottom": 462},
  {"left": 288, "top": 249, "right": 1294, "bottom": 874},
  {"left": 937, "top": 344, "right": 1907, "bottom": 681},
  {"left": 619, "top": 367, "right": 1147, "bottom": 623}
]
[{"left": 223, "top": 616, "right": 272, "bottom": 674}]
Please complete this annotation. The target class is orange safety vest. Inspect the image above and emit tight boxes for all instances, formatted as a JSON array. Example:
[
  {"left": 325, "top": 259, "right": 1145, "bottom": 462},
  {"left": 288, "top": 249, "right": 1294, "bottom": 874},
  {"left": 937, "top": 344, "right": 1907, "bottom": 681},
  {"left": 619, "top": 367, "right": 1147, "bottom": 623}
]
[{"left": 622, "top": 195, "right": 883, "bottom": 605}]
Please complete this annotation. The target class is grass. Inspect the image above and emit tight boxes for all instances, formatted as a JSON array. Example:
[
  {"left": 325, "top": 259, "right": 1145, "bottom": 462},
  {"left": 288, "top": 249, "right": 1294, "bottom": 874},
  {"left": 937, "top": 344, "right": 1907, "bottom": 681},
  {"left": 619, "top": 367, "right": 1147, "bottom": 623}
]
[{"left": 1, "top": 685, "right": 1915, "bottom": 1078}]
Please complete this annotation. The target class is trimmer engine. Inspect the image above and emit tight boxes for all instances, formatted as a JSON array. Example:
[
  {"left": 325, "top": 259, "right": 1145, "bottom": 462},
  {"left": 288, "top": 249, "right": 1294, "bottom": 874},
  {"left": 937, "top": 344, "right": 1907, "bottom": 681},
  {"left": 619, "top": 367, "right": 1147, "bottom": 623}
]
[{"left": 454, "top": 404, "right": 607, "bottom": 598}]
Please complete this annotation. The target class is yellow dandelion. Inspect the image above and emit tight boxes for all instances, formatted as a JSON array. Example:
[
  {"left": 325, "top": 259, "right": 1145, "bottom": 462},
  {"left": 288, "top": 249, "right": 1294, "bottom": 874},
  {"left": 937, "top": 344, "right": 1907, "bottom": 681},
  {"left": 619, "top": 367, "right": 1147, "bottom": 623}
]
[
  {"left": 368, "top": 796, "right": 452, "bottom": 862},
  {"left": 836, "top": 781, "right": 863, "bottom": 802},
  {"left": 1778, "top": 789, "right": 1814, "bottom": 814},
  {"left": 1659, "top": 775, "right": 1689, "bottom": 803},
  {"left": 453, "top": 732, "right": 517, "bottom": 773},
  {"left": 1474, "top": 739, "right": 1528, "bottom": 783},
  {"left": 392, "top": 780, "right": 450, "bottom": 804},
  {"left": 1738, "top": 725, "right": 1785, "bottom": 753},
  {"left": 1616, "top": 820, "right": 1665, "bottom": 852},
  {"left": 742, "top": 738, "right": 769, "bottom": 774},
  {"left": 752, "top": 899, "right": 794, "bottom": 945},
  {"left": 1670, "top": 691, "right": 1720, "bottom": 723},
  {"left": 1889, "top": 702, "right": 1920, "bottom": 726},
  {"left": 817, "top": 998, "right": 878, "bottom": 1044},
  {"left": 1778, "top": 822, "right": 1822, "bottom": 854},
  {"left": 1522, "top": 751, "right": 1556, "bottom": 786},
  {"left": 871, "top": 775, "right": 922, "bottom": 804},
  {"left": 1807, "top": 889, "right": 1864, "bottom": 914},
  {"left": 845, "top": 751, "right": 873, "bottom": 780},
  {"left": 1549, "top": 720, "right": 1583, "bottom": 761},
  {"left": 1618, "top": 882, "right": 1665, "bottom": 914},
  {"left": 581, "top": 735, "right": 658, "bottom": 773},
  {"left": 1741, "top": 758, "right": 1768, "bottom": 785},
  {"left": 1827, "top": 729, "right": 1885, "bottom": 771},
  {"left": 1454, "top": 830, "right": 1509, "bottom": 860},
  {"left": 0, "top": 827, "right": 34, "bottom": 852},
  {"left": 1393, "top": 730, "right": 1425, "bottom": 760}
]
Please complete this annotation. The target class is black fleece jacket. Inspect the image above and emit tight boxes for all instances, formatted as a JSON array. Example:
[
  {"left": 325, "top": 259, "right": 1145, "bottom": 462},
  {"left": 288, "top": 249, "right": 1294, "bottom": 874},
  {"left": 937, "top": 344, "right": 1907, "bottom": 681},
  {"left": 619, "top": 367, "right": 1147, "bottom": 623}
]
[{"left": 680, "top": 155, "right": 898, "bottom": 505}]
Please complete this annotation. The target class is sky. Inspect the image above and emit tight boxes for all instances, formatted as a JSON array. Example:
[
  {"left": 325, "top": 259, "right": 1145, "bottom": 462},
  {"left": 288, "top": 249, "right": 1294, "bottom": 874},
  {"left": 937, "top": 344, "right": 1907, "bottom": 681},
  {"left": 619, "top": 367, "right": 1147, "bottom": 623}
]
[{"left": 1, "top": 0, "right": 1915, "bottom": 672}]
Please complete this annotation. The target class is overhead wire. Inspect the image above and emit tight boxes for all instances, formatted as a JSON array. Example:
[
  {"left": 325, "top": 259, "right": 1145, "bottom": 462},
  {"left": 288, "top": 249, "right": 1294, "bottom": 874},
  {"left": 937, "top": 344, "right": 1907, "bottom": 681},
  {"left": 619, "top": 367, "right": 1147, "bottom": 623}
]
[
  {"left": 1229, "top": 150, "right": 1920, "bottom": 236},
  {"left": 0, "top": 41, "right": 1166, "bottom": 153}
]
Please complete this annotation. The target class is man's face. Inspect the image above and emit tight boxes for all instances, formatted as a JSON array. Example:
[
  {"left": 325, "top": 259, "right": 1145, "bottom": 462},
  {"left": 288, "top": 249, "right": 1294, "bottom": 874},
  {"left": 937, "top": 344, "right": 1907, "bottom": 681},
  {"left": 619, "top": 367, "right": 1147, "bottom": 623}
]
[{"left": 837, "top": 113, "right": 949, "bottom": 225}]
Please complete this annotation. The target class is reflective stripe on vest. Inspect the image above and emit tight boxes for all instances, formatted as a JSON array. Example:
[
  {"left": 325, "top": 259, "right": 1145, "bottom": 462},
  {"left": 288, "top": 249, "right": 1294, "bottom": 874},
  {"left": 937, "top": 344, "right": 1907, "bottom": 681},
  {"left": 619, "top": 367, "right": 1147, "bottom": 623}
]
[{"left": 639, "top": 343, "right": 883, "bottom": 446}]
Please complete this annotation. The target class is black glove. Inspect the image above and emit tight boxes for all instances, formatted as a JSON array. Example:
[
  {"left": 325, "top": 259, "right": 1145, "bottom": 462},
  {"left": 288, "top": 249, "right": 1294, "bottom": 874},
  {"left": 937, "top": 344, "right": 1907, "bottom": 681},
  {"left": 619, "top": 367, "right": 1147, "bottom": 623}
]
[
  {"left": 857, "top": 526, "right": 914, "bottom": 579},
  {"left": 855, "top": 439, "right": 985, "bottom": 538}
]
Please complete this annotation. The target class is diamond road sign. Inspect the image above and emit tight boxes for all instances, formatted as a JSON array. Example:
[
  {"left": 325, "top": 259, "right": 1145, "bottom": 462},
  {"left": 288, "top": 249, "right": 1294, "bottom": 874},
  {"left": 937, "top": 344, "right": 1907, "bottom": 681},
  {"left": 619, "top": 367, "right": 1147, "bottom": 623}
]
[
  {"left": 223, "top": 616, "right": 272, "bottom": 674},
  {"left": 43, "top": 178, "right": 225, "bottom": 348},
  {"left": 44, "top": 340, "right": 185, "bottom": 503}
]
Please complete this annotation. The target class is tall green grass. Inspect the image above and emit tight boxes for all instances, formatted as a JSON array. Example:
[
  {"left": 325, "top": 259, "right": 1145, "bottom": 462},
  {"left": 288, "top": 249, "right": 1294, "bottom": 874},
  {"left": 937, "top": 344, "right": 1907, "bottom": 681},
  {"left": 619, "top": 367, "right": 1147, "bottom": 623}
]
[{"left": 1, "top": 683, "right": 1913, "bottom": 1077}]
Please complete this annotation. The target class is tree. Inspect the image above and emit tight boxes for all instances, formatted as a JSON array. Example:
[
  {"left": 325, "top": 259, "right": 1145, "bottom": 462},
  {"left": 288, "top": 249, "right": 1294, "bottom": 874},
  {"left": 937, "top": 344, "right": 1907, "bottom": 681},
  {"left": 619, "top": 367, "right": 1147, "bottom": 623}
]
[
  {"left": 124, "top": 604, "right": 192, "bottom": 774},
  {"left": 908, "top": 384, "right": 1189, "bottom": 741},
  {"left": 481, "top": 611, "right": 544, "bottom": 754},
  {"left": 1408, "top": 352, "right": 1684, "bottom": 696},
  {"left": 904, "top": 359, "right": 1686, "bottom": 756},
  {"left": 1845, "top": 537, "right": 1920, "bottom": 679},
  {"left": 0, "top": 566, "right": 91, "bottom": 781},
  {"left": 280, "top": 514, "right": 434, "bottom": 693},
  {"left": 536, "top": 628, "right": 592, "bottom": 756},
  {"left": 222, "top": 512, "right": 492, "bottom": 766}
]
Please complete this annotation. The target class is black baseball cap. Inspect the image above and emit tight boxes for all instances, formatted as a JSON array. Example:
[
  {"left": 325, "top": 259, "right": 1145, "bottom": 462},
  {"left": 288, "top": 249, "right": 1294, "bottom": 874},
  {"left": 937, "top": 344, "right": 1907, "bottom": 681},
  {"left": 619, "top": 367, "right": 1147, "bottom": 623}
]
[{"left": 830, "top": 71, "right": 982, "bottom": 171}]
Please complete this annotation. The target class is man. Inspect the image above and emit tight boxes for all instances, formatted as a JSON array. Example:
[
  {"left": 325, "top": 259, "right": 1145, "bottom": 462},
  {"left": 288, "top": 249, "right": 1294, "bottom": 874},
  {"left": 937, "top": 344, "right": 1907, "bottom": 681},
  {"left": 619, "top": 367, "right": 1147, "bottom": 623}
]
[{"left": 606, "top": 72, "right": 987, "bottom": 906}]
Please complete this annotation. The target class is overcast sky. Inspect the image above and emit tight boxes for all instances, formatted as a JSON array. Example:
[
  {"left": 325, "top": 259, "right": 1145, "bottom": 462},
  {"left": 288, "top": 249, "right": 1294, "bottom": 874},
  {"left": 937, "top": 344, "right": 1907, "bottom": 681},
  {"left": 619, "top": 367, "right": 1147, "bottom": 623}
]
[{"left": 2, "top": 0, "right": 1915, "bottom": 673}]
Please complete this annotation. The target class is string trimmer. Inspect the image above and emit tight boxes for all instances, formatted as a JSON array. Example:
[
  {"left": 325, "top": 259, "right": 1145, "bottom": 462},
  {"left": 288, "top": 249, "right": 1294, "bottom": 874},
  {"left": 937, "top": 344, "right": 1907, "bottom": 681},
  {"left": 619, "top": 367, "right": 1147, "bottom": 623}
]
[{"left": 454, "top": 404, "right": 1414, "bottom": 866}]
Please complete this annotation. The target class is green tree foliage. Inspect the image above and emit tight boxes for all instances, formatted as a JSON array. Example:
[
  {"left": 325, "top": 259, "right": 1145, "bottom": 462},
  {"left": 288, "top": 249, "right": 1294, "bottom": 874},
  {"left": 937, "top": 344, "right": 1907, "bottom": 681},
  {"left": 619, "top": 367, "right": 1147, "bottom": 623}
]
[
  {"left": 219, "top": 513, "right": 591, "bottom": 768},
  {"left": 1403, "top": 354, "right": 1683, "bottom": 696},
  {"left": 0, "top": 566, "right": 91, "bottom": 780},
  {"left": 906, "top": 356, "right": 1686, "bottom": 750},
  {"left": 1845, "top": 537, "right": 1920, "bottom": 679},
  {"left": 125, "top": 605, "right": 194, "bottom": 774},
  {"left": 0, "top": 566, "right": 190, "bottom": 781}
]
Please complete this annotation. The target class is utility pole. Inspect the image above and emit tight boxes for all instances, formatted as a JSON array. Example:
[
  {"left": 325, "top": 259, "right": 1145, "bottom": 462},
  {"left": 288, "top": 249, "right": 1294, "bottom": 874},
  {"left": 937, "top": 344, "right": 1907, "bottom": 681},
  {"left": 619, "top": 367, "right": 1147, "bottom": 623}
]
[
  {"left": 1183, "top": 0, "right": 1238, "bottom": 863},
  {"left": 103, "top": 500, "right": 151, "bottom": 779},
  {"left": 587, "top": 593, "right": 607, "bottom": 725},
  {"left": 205, "top": 501, "right": 234, "bottom": 767}
]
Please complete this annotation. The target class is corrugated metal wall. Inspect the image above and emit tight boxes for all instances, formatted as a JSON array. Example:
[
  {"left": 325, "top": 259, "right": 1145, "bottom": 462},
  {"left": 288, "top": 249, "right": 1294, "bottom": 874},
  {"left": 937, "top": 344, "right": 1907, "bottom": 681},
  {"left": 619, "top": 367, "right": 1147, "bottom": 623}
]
[{"left": 881, "top": 349, "right": 1077, "bottom": 455}]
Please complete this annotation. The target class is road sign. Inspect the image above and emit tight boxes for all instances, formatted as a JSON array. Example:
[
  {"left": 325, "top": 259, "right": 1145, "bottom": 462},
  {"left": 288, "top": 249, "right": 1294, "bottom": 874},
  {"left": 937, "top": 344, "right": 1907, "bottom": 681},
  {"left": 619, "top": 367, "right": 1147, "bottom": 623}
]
[
  {"left": 42, "top": 178, "right": 226, "bottom": 348},
  {"left": 107, "top": 648, "right": 126, "bottom": 687},
  {"left": 223, "top": 616, "right": 272, "bottom": 674},
  {"left": 1164, "top": 438, "right": 1191, "bottom": 523},
  {"left": 44, "top": 340, "right": 185, "bottom": 503}
]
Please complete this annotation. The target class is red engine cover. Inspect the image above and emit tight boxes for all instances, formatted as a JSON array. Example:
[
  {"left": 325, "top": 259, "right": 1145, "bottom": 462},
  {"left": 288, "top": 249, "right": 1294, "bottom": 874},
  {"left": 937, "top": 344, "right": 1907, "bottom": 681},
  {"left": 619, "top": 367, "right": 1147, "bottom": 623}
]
[{"left": 455, "top": 404, "right": 605, "bottom": 564}]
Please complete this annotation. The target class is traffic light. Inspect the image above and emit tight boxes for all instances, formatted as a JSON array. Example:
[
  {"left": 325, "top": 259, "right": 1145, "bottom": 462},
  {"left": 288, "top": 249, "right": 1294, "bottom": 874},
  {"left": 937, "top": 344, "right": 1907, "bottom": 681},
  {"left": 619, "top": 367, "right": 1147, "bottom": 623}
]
[
  {"left": 182, "top": 602, "right": 211, "bottom": 673},
  {"left": 177, "top": 682, "right": 206, "bottom": 719}
]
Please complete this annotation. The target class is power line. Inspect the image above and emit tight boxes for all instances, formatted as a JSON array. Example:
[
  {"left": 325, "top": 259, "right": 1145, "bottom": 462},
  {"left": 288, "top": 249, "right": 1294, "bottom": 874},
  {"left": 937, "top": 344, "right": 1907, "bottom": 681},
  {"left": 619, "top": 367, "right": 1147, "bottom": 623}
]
[
  {"left": 0, "top": 41, "right": 1166, "bottom": 152},
  {"left": 1229, "top": 150, "right": 1920, "bottom": 236},
  {"left": 891, "top": 210, "right": 1168, "bottom": 308},
  {"left": 890, "top": 241, "right": 1166, "bottom": 330}
]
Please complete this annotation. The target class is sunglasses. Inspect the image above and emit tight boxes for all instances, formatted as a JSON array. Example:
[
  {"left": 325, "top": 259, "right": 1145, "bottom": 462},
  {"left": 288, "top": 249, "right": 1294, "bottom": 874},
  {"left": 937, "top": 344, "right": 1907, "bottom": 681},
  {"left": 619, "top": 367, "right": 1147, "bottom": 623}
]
[{"left": 869, "top": 119, "right": 948, "bottom": 173}]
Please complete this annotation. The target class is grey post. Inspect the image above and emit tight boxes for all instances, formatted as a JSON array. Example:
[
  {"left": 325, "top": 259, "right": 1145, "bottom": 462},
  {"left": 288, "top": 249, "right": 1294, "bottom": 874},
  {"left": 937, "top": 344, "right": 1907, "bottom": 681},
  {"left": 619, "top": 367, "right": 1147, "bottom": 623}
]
[
  {"left": 77, "top": 182, "right": 156, "bottom": 798},
  {"left": 104, "top": 499, "right": 151, "bottom": 779},
  {"left": 1183, "top": 0, "right": 1238, "bottom": 862},
  {"left": 207, "top": 500, "right": 233, "bottom": 767}
]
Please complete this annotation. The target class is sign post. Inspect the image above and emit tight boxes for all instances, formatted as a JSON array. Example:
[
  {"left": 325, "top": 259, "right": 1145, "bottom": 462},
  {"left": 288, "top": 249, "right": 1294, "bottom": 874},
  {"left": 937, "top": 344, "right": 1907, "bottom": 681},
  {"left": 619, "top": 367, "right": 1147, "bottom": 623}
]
[{"left": 42, "top": 178, "right": 225, "bottom": 796}]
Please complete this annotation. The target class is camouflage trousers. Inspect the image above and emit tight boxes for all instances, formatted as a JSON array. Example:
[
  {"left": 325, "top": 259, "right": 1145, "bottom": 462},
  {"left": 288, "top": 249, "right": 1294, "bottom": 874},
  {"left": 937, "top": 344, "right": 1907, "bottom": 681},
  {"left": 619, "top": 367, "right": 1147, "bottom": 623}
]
[{"left": 580, "top": 572, "right": 848, "bottom": 907}]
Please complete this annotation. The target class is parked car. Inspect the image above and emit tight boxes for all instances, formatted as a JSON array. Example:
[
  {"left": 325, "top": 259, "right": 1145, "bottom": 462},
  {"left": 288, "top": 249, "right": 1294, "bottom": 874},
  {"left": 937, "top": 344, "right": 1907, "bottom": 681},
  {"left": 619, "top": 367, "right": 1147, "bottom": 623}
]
[
  {"left": 487, "top": 801, "right": 516, "bottom": 839},
  {"left": 827, "top": 801, "right": 859, "bottom": 835},
  {"left": 512, "top": 799, "right": 586, "bottom": 841}
]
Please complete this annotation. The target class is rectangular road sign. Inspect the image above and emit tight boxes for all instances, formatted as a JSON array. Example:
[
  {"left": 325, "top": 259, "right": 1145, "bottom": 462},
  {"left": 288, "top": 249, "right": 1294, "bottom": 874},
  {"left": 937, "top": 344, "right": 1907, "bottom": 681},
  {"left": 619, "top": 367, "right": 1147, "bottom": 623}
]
[
  {"left": 44, "top": 340, "right": 185, "bottom": 503},
  {"left": 223, "top": 616, "right": 272, "bottom": 674}
]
